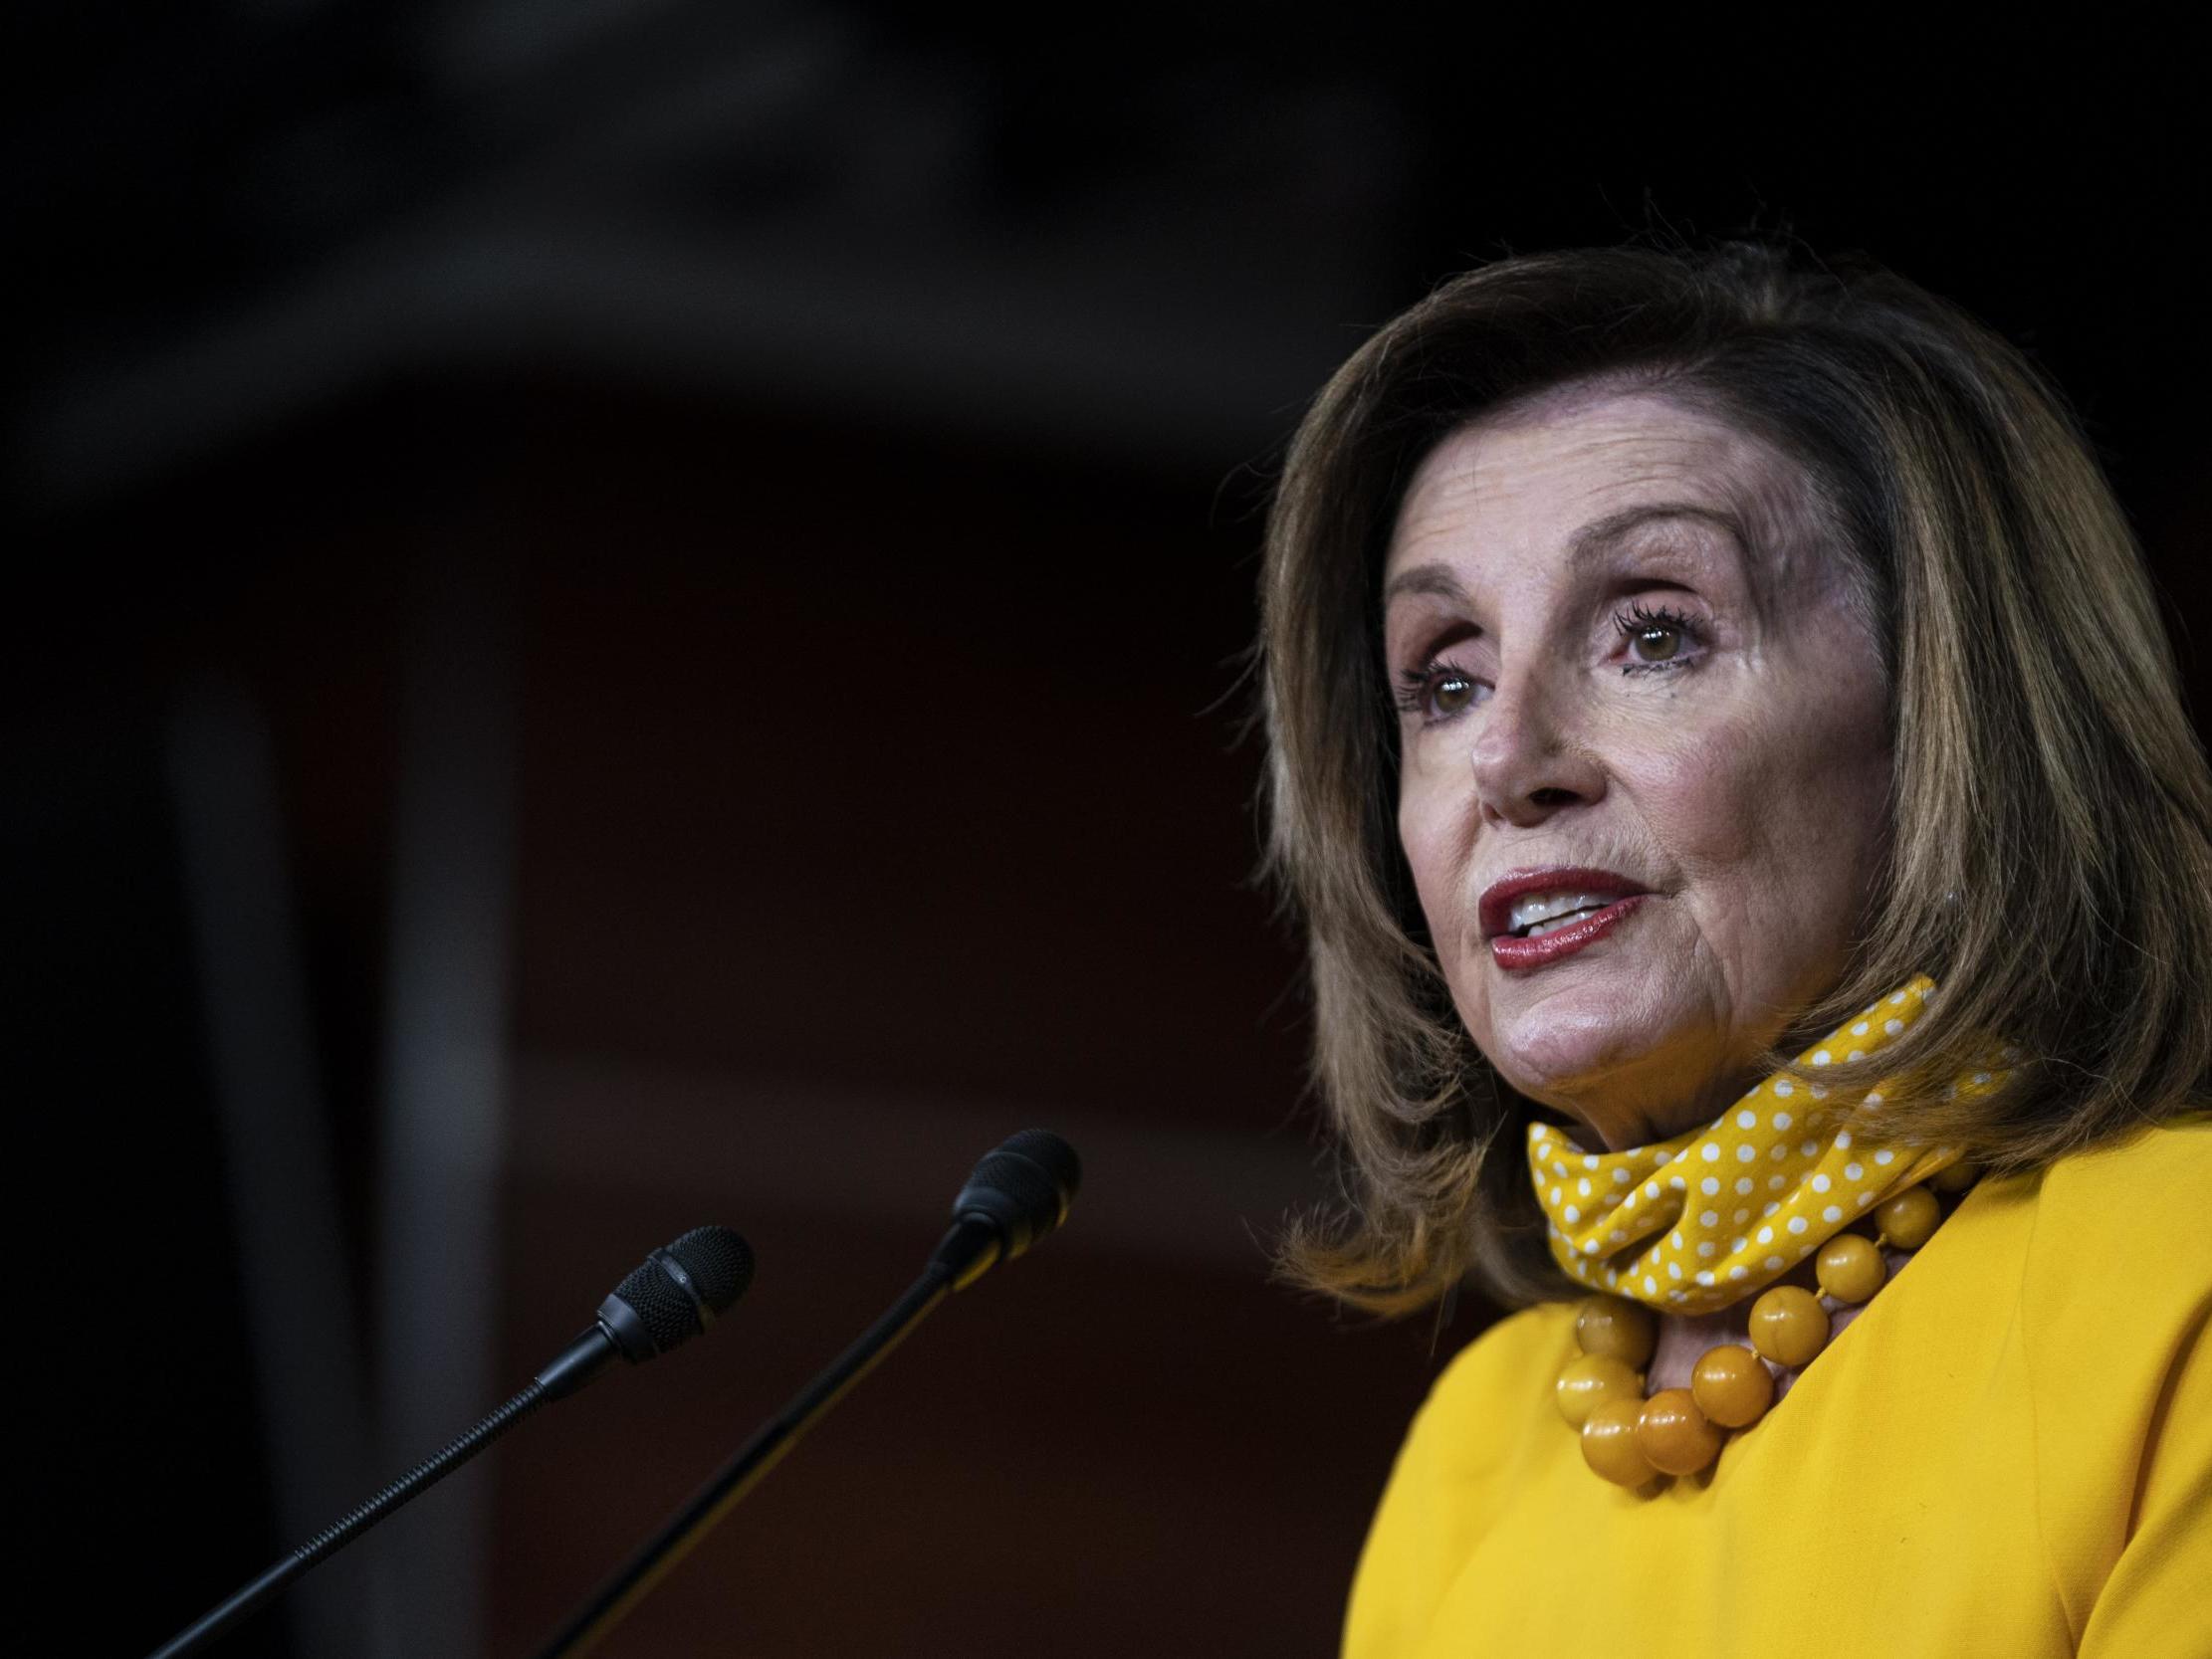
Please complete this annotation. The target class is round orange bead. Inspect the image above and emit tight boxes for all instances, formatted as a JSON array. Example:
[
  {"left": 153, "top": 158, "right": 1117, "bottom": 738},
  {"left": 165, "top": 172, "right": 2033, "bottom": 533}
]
[
  {"left": 1574, "top": 1297, "right": 1657, "bottom": 1368},
  {"left": 1636, "top": 1387, "right": 1723, "bottom": 1476},
  {"left": 1689, "top": 1344, "right": 1774, "bottom": 1429},
  {"left": 1580, "top": 1397, "right": 1657, "bottom": 1487},
  {"left": 1748, "top": 1285, "right": 1830, "bottom": 1367},
  {"left": 1875, "top": 1185, "right": 1940, "bottom": 1249},
  {"left": 1815, "top": 1233, "right": 1886, "bottom": 1304},
  {"left": 1929, "top": 1161, "right": 1980, "bottom": 1194},
  {"left": 1555, "top": 1353, "right": 1643, "bottom": 1427}
]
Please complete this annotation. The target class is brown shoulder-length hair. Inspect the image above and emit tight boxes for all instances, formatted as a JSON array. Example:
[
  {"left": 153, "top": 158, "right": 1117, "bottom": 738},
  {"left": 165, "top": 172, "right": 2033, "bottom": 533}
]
[{"left": 1258, "top": 237, "right": 2212, "bottom": 1316}]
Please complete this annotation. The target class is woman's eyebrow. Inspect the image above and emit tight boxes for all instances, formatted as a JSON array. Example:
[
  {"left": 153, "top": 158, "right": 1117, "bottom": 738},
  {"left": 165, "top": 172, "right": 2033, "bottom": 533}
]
[
  {"left": 1380, "top": 503, "right": 1741, "bottom": 611},
  {"left": 1379, "top": 561, "right": 1465, "bottom": 610},
  {"left": 1568, "top": 502, "right": 1746, "bottom": 563}
]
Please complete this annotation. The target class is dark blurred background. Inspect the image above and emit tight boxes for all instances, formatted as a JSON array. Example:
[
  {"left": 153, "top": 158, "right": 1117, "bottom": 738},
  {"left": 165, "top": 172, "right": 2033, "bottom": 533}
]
[{"left": 9, "top": 11, "right": 2204, "bottom": 1657}]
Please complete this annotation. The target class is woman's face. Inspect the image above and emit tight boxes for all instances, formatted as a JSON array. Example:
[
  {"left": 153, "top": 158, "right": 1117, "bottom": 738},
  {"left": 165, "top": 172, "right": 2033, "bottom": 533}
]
[{"left": 1381, "top": 387, "right": 1890, "bottom": 1150}]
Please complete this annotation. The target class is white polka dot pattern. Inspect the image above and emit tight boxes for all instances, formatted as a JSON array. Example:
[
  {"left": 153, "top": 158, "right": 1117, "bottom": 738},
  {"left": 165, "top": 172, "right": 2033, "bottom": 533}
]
[{"left": 1526, "top": 975, "right": 2003, "bottom": 1314}]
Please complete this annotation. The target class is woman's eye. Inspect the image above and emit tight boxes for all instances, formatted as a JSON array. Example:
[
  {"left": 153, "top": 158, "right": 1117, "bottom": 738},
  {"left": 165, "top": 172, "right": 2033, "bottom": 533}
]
[
  {"left": 1432, "top": 670, "right": 1478, "bottom": 714},
  {"left": 1396, "top": 660, "right": 1483, "bottom": 722},
  {"left": 1613, "top": 604, "right": 1704, "bottom": 674}
]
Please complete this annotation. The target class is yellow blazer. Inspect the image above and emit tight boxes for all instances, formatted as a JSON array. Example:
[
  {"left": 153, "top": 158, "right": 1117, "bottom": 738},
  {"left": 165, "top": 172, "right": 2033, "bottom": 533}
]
[{"left": 1344, "top": 1119, "right": 2210, "bottom": 1658}]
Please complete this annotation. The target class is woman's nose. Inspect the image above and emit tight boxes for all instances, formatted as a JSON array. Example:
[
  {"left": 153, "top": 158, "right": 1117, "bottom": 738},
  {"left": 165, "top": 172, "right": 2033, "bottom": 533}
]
[{"left": 1465, "top": 664, "right": 1606, "bottom": 829}]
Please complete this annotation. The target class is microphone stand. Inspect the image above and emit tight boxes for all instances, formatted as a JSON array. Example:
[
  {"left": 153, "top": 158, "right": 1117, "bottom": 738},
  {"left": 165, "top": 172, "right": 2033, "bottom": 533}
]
[
  {"left": 535, "top": 1219, "right": 999, "bottom": 1659},
  {"left": 147, "top": 1334, "right": 610, "bottom": 1659},
  {"left": 147, "top": 1224, "right": 750, "bottom": 1659}
]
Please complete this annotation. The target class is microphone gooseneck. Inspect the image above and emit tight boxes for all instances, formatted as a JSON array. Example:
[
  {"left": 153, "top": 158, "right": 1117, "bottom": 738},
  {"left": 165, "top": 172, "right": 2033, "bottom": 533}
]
[
  {"left": 534, "top": 1131, "right": 1081, "bottom": 1659},
  {"left": 148, "top": 1225, "right": 752, "bottom": 1659}
]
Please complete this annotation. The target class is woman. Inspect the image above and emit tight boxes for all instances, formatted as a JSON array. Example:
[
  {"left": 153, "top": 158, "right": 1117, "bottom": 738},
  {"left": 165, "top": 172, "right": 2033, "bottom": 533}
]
[{"left": 1256, "top": 241, "right": 2210, "bottom": 1656}]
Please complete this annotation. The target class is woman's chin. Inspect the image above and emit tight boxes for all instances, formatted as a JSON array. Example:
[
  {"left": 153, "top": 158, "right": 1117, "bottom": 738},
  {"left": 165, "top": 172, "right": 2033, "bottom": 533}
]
[
  {"left": 1485, "top": 1010, "right": 1667, "bottom": 1093},
  {"left": 1486, "top": 1023, "right": 1724, "bottom": 1145}
]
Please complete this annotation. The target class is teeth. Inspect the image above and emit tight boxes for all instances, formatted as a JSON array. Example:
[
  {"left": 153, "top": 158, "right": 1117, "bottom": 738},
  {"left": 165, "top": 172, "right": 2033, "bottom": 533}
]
[
  {"left": 1507, "top": 891, "right": 1614, "bottom": 933},
  {"left": 1525, "top": 912, "right": 1600, "bottom": 937}
]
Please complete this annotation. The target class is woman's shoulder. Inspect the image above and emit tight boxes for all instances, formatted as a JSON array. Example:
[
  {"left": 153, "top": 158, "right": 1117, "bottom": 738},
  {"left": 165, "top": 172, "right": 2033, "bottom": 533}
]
[
  {"left": 1985, "top": 1114, "right": 2210, "bottom": 1299},
  {"left": 1995, "top": 1115, "right": 2211, "bottom": 1652},
  {"left": 1397, "top": 1300, "right": 1577, "bottom": 1476},
  {"left": 1343, "top": 1299, "right": 1580, "bottom": 1657},
  {"left": 2001, "top": 1114, "right": 2210, "bottom": 1383},
  {"left": 1429, "top": 1300, "right": 1577, "bottom": 1402},
  {"left": 2038, "top": 1109, "right": 2210, "bottom": 1201}
]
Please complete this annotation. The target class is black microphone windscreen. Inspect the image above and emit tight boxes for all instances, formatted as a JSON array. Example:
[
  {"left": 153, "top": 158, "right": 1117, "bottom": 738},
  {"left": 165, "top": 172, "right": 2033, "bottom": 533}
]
[
  {"left": 955, "top": 1130, "right": 1081, "bottom": 1254},
  {"left": 666, "top": 1224, "right": 754, "bottom": 1314},
  {"left": 996, "top": 1129, "right": 1082, "bottom": 1210},
  {"left": 603, "top": 1225, "right": 754, "bottom": 1360},
  {"left": 609, "top": 1256, "right": 702, "bottom": 1354}
]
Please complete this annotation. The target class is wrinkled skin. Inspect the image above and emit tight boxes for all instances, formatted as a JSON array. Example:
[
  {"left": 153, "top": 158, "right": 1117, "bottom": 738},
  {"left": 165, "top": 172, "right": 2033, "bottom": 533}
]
[{"left": 1382, "top": 386, "right": 1892, "bottom": 1156}]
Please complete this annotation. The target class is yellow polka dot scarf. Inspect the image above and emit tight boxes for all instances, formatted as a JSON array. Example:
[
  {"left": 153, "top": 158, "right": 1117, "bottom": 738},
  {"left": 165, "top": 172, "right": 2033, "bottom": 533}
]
[{"left": 1527, "top": 977, "right": 2009, "bottom": 1315}]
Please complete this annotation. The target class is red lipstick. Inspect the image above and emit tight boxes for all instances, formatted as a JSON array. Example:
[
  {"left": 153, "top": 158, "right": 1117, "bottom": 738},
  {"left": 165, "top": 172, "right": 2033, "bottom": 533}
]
[
  {"left": 1488, "top": 895, "right": 1647, "bottom": 969},
  {"left": 1477, "top": 867, "right": 1652, "bottom": 971}
]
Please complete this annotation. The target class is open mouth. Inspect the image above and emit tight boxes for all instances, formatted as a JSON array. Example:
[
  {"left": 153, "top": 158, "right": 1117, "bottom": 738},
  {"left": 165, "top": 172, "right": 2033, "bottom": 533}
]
[
  {"left": 1488, "top": 893, "right": 1648, "bottom": 968},
  {"left": 1506, "top": 893, "right": 1625, "bottom": 938},
  {"left": 1477, "top": 869, "right": 1653, "bottom": 950}
]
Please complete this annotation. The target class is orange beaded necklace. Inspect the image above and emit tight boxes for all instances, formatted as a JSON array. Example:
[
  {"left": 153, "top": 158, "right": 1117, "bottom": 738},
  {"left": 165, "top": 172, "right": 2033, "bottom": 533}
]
[
  {"left": 1527, "top": 978, "right": 2008, "bottom": 1487},
  {"left": 1557, "top": 1164, "right": 1978, "bottom": 1486}
]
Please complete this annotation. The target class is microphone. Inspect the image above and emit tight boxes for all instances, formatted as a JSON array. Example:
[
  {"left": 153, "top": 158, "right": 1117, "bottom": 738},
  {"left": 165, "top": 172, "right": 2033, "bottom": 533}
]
[
  {"left": 534, "top": 1132, "right": 1081, "bottom": 1659},
  {"left": 149, "top": 1225, "right": 753, "bottom": 1659},
  {"left": 929, "top": 1127, "right": 1082, "bottom": 1289},
  {"left": 539, "top": 1224, "right": 757, "bottom": 1398}
]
